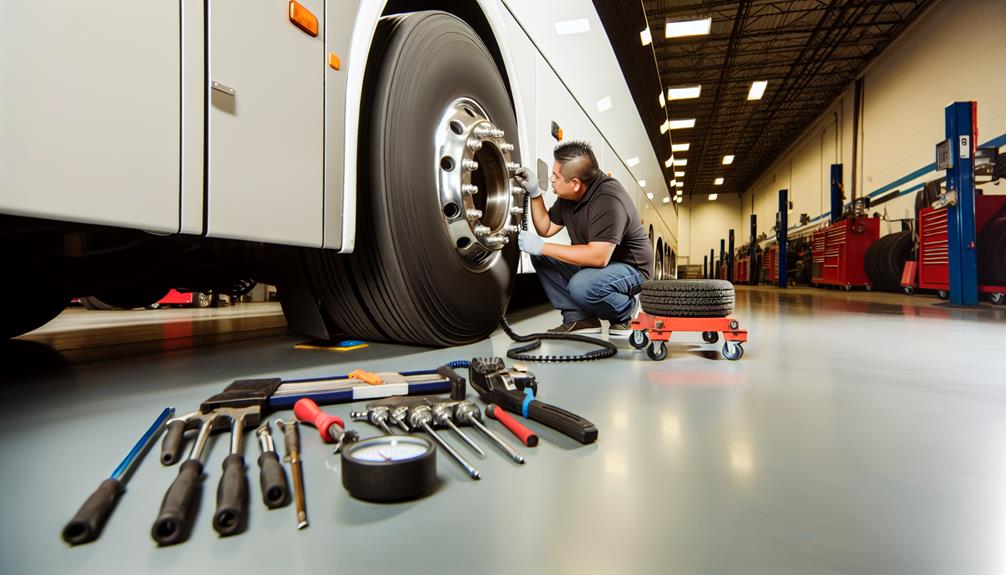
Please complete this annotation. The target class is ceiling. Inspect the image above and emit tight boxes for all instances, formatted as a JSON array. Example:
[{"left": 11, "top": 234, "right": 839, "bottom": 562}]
[{"left": 599, "top": 0, "right": 935, "bottom": 198}]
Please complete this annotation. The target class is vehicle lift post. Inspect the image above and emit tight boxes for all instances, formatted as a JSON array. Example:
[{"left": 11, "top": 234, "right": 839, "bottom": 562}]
[
  {"left": 728, "top": 229, "right": 735, "bottom": 283},
  {"left": 778, "top": 189, "right": 788, "bottom": 289},
  {"left": 709, "top": 249, "right": 715, "bottom": 280},
  {"left": 703, "top": 255, "right": 708, "bottom": 279},
  {"left": 719, "top": 239, "right": 726, "bottom": 280},
  {"left": 944, "top": 101, "right": 979, "bottom": 306},
  {"left": 830, "top": 164, "right": 844, "bottom": 224},
  {"left": 749, "top": 215, "right": 757, "bottom": 285}
]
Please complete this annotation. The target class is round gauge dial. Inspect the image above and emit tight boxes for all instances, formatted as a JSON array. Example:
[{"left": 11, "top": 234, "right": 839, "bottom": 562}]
[{"left": 341, "top": 435, "right": 437, "bottom": 502}]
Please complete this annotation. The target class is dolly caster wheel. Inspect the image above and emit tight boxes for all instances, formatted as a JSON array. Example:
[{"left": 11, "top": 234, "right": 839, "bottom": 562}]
[
  {"left": 937, "top": 290, "right": 948, "bottom": 300},
  {"left": 646, "top": 341, "right": 667, "bottom": 361},
  {"left": 904, "top": 286, "right": 915, "bottom": 295},
  {"left": 629, "top": 330, "right": 649, "bottom": 349},
  {"left": 844, "top": 284, "right": 852, "bottom": 292},
  {"left": 722, "top": 342, "right": 744, "bottom": 361},
  {"left": 991, "top": 292, "right": 1005, "bottom": 305},
  {"left": 702, "top": 331, "right": 719, "bottom": 344}
]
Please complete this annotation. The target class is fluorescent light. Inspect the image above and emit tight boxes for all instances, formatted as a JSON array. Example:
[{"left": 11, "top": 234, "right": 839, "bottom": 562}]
[
  {"left": 675, "top": 196, "right": 683, "bottom": 203},
  {"left": 668, "top": 85, "right": 701, "bottom": 100},
  {"left": 671, "top": 143, "right": 690, "bottom": 152},
  {"left": 708, "top": 193, "right": 718, "bottom": 201},
  {"left": 626, "top": 156, "right": 640, "bottom": 167},
  {"left": 675, "top": 189, "right": 683, "bottom": 196},
  {"left": 640, "top": 27, "right": 652, "bottom": 46},
  {"left": 664, "top": 157, "right": 673, "bottom": 168},
  {"left": 674, "top": 171, "right": 685, "bottom": 178},
  {"left": 660, "top": 120, "right": 670, "bottom": 134},
  {"left": 723, "top": 154, "right": 734, "bottom": 165},
  {"left": 669, "top": 118, "right": 696, "bottom": 130},
  {"left": 596, "top": 95, "right": 612, "bottom": 113},
  {"left": 673, "top": 158, "right": 687, "bottom": 166},
  {"left": 638, "top": 179, "right": 647, "bottom": 187},
  {"left": 669, "top": 179, "right": 677, "bottom": 187},
  {"left": 659, "top": 92, "right": 665, "bottom": 108},
  {"left": 748, "top": 80, "right": 767, "bottom": 100},
  {"left": 646, "top": 192, "right": 654, "bottom": 199},
  {"left": 714, "top": 177, "right": 724, "bottom": 185},
  {"left": 663, "top": 197, "right": 671, "bottom": 204},
  {"left": 675, "top": 181, "right": 684, "bottom": 187},
  {"left": 555, "top": 18, "right": 591, "bottom": 35},
  {"left": 665, "top": 18, "right": 711, "bottom": 39}
]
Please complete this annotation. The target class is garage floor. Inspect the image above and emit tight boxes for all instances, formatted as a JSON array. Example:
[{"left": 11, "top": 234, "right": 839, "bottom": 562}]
[{"left": 3, "top": 287, "right": 1006, "bottom": 574}]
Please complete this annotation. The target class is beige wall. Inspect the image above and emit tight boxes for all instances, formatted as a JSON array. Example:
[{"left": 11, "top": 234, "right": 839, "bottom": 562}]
[
  {"left": 681, "top": 0, "right": 1006, "bottom": 261},
  {"left": 679, "top": 193, "right": 743, "bottom": 268}
]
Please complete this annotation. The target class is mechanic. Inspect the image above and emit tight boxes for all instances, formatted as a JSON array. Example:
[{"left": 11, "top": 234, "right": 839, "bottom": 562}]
[{"left": 515, "top": 140, "right": 653, "bottom": 336}]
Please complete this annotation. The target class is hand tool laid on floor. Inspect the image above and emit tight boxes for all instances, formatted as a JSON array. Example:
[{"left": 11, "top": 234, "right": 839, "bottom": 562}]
[
  {"left": 428, "top": 400, "right": 485, "bottom": 457},
  {"left": 407, "top": 404, "right": 480, "bottom": 480},
  {"left": 276, "top": 419, "right": 308, "bottom": 530},
  {"left": 152, "top": 416, "right": 215, "bottom": 546},
  {"left": 349, "top": 406, "right": 394, "bottom": 435},
  {"left": 212, "top": 409, "right": 253, "bottom": 536},
  {"left": 294, "top": 398, "right": 359, "bottom": 453},
  {"left": 255, "top": 421, "right": 289, "bottom": 508},
  {"left": 62, "top": 407, "right": 174, "bottom": 546},
  {"left": 469, "top": 357, "right": 598, "bottom": 444},
  {"left": 483, "top": 403, "right": 538, "bottom": 451},
  {"left": 454, "top": 401, "right": 525, "bottom": 463}
]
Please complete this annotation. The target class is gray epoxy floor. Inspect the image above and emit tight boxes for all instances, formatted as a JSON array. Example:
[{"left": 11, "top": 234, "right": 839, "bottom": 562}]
[{"left": 3, "top": 289, "right": 1006, "bottom": 574}]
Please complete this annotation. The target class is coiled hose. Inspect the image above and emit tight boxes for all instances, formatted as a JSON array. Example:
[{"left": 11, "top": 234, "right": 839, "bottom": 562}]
[{"left": 497, "top": 188, "right": 617, "bottom": 362}]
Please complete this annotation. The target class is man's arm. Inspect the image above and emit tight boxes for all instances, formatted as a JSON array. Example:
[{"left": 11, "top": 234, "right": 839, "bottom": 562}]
[
  {"left": 542, "top": 241, "right": 616, "bottom": 268},
  {"left": 529, "top": 195, "right": 563, "bottom": 237}
]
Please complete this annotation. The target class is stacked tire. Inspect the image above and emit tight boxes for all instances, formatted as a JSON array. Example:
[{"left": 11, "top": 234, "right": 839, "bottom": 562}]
[
  {"left": 979, "top": 218, "right": 1006, "bottom": 286},
  {"left": 864, "top": 231, "right": 913, "bottom": 292},
  {"left": 640, "top": 279, "right": 735, "bottom": 317}
]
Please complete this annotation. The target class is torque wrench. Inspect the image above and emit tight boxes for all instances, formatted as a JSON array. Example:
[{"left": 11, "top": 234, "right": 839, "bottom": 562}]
[
  {"left": 429, "top": 400, "right": 484, "bottom": 456},
  {"left": 407, "top": 405, "right": 480, "bottom": 480},
  {"left": 62, "top": 407, "right": 174, "bottom": 545},
  {"left": 276, "top": 419, "right": 308, "bottom": 529},
  {"left": 255, "top": 421, "right": 289, "bottom": 509},
  {"left": 454, "top": 401, "right": 524, "bottom": 463}
]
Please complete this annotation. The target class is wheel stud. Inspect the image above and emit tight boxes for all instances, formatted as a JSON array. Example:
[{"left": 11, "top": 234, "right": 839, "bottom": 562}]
[
  {"left": 462, "top": 159, "right": 479, "bottom": 172},
  {"left": 503, "top": 224, "right": 520, "bottom": 235},
  {"left": 485, "top": 234, "right": 508, "bottom": 247},
  {"left": 474, "top": 126, "right": 493, "bottom": 139},
  {"left": 510, "top": 206, "right": 524, "bottom": 216},
  {"left": 492, "top": 128, "right": 504, "bottom": 138},
  {"left": 499, "top": 142, "right": 514, "bottom": 153},
  {"left": 474, "top": 225, "right": 491, "bottom": 237},
  {"left": 466, "top": 208, "right": 483, "bottom": 220},
  {"left": 466, "top": 138, "right": 483, "bottom": 151},
  {"left": 506, "top": 162, "right": 520, "bottom": 173},
  {"left": 462, "top": 184, "right": 478, "bottom": 195}
]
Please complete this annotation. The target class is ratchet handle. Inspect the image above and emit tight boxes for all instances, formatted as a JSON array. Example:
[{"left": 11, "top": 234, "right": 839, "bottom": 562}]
[
  {"left": 151, "top": 460, "right": 203, "bottom": 546},
  {"left": 294, "top": 398, "right": 344, "bottom": 443},
  {"left": 213, "top": 454, "right": 248, "bottom": 536},
  {"left": 160, "top": 420, "right": 187, "bottom": 466},
  {"left": 527, "top": 399, "right": 598, "bottom": 444},
  {"left": 257, "top": 451, "right": 289, "bottom": 509},
  {"left": 62, "top": 478, "right": 124, "bottom": 545},
  {"left": 486, "top": 404, "right": 538, "bottom": 447}
]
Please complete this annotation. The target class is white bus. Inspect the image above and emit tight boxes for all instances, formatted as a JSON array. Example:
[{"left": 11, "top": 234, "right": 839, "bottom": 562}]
[{"left": 1, "top": 0, "right": 678, "bottom": 345}]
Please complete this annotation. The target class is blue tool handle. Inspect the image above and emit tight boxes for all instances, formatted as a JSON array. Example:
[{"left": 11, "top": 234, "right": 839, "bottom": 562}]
[{"left": 112, "top": 407, "right": 175, "bottom": 480}]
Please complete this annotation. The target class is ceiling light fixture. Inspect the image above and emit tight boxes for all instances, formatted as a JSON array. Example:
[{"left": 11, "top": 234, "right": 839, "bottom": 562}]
[
  {"left": 675, "top": 196, "right": 683, "bottom": 203},
  {"left": 596, "top": 95, "right": 612, "bottom": 113},
  {"left": 673, "top": 158, "right": 687, "bottom": 167},
  {"left": 674, "top": 171, "right": 685, "bottom": 178},
  {"left": 626, "top": 156, "right": 640, "bottom": 167},
  {"left": 747, "top": 80, "right": 767, "bottom": 101},
  {"left": 675, "top": 181, "right": 684, "bottom": 188},
  {"left": 708, "top": 193, "right": 718, "bottom": 201},
  {"left": 640, "top": 27, "right": 652, "bottom": 46},
  {"left": 665, "top": 18, "right": 711, "bottom": 39},
  {"left": 664, "top": 157, "right": 673, "bottom": 168},
  {"left": 668, "top": 85, "right": 701, "bottom": 100},
  {"left": 638, "top": 179, "right": 646, "bottom": 187},
  {"left": 662, "top": 197, "right": 671, "bottom": 204},
  {"left": 671, "top": 143, "right": 690, "bottom": 152},
  {"left": 723, "top": 154, "right": 734, "bottom": 165},
  {"left": 669, "top": 118, "right": 696, "bottom": 130},
  {"left": 647, "top": 192, "right": 654, "bottom": 199},
  {"left": 660, "top": 120, "right": 670, "bottom": 134},
  {"left": 714, "top": 177, "right": 724, "bottom": 185},
  {"left": 555, "top": 18, "right": 591, "bottom": 35},
  {"left": 659, "top": 92, "right": 665, "bottom": 108}
]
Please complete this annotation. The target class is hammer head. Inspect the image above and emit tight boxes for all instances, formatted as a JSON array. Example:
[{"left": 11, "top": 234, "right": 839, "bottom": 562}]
[{"left": 199, "top": 378, "right": 283, "bottom": 427}]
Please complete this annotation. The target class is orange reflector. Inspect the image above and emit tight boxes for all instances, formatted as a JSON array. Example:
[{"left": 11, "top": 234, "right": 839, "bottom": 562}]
[
  {"left": 289, "top": 1, "right": 318, "bottom": 37},
  {"left": 328, "top": 52, "right": 341, "bottom": 70},
  {"left": 557, "top": 127, "right": 563, "bottom": 140}
]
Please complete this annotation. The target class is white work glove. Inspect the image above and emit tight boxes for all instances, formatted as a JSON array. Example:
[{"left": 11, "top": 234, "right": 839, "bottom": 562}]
[
  {"left": 514, "top": 166, "right": 542, "bottom": 199},
  {"left": 517, "top": 230, "right": 543, "bottom": 256}
]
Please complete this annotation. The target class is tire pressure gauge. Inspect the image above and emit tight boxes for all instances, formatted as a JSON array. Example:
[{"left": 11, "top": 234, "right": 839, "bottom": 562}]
[{"left": 340, "top": 435, "right": 437, "bottom": 502}]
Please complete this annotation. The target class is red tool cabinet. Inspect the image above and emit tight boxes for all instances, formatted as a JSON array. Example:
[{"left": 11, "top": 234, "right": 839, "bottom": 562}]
[
  {"left": 809, "top": 217, "right": 879, "bottom": 289},
  {"left": 762, "top": 244, "right": 778, "bottom": 285},
  {"left": 918, "top": 196, "right": 1006, "bottom": 300},
  {"left": 734, "top": 257, "right": 749, "bottom": 283}
]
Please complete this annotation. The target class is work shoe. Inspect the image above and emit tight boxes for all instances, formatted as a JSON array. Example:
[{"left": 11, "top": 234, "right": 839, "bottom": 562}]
[
  {"left": 547, "top": 318, "right": 602, "bottom": 334},
  {"left": 607, "top": 321, "right": 633, "bottom": 338}
]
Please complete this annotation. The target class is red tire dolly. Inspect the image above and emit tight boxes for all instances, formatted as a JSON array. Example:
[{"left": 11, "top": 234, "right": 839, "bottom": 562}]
[{"left": 629, "top": 312, "right": 748, "bottom": 361}]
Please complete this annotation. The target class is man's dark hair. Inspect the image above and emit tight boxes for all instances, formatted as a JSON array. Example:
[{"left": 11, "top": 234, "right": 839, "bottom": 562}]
[{"left": 554, "top": 140, "right": 599, "bottom": 183}]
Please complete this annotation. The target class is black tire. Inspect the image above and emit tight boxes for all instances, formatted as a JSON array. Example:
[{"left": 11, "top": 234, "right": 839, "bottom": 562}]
[
  {"left": 865, "top": 231, "right": 913, "bottom": 293},
  {"left": 629, "top": 330, "right": 648, "bottom": 349},
  {"left": 79, "top": 296, "right": 117, "bottom": 311},
  {"left": 301, "top": 12, "right": 518, "bottom": 347},
  {"left": 92, "top": 288, "right": 170, "bottom": 310},
  {"left": 978, "top": 219, "right": 1006, "bottom": 285},
  {"left": 2, "top": 285, "right": 68, "bottom": 339},
  {"left": 194, "top": 293, "right": 212, "bottom": 309},
  {"left": 646, "top": 341, "right": 667, "bottom": 361},
  {"left": 639, "top": 279, "right": 735, "bottom": 317},
  {"left": 702, "top": 331, "right": 719, "bottom": 344}
]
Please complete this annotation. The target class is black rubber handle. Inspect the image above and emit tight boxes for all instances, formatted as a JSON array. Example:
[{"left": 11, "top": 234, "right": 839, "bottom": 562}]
[
  {"left": 213, "top": 454, "right": 248, "bottom": 536},
  {"left": 61, "top": 478, "right": 124, "bottom": 545},
  {"left": 257, "top": 452, "right": 289, "bottom": 509},
  {"left": 526, "top": 400, "right": 598, "bottom": 444},
  {"left": 437, "top": 365, "right": 467, "bottom": 400},
  {"left": 151, "top": 459, "right": 203, "bottom": 546},
  {"left": 160, "top": 420, "right": 186, "bottom": 466}
]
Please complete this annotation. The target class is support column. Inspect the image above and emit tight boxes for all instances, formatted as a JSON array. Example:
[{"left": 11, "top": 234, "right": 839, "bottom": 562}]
[
  {"left": 778, "top": 189, "right": 788, "bottom": 289},
  {"left": 945, "top": 102, "right": 978, "bottom": 306}
]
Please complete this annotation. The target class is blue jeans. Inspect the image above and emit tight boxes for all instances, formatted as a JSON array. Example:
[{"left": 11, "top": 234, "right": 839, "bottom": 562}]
[{"left": 530, "top": 255, "right": 645, "bottom": 323}]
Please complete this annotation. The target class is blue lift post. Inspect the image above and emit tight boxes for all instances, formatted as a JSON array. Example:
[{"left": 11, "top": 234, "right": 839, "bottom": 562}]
[
  {"left": 830, "top": 164, "right": 843, "bottom": 223},
  {"left": 728, "top": 229, "right": 735, "bottom": 283},
  {"left": 719, "top": 239, "right": 726, "bottom": 280},
  {"left": 749, "top": 214, "right": 757, "bottom": 285},
  {"left": 709, "top": 249, "right": 715, "bottom": 279},
  {"left": 944, "top": 101, "right": 979, "bottom": 306},
  {"left": 778, "top": 189, "right": 788, "bottom": 289}
]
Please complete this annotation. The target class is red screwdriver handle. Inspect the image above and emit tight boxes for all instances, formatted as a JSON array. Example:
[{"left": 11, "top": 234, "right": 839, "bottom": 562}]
[
  {"left": 486, "top": 404, "right": 538, "bottom": 447},
  {"left": 294, "top": 398, "right": 345, "bottom": 443}
]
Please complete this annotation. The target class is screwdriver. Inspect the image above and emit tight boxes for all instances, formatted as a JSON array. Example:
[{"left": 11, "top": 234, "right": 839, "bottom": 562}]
[
  {"left": 62, "top": 407, "right": 174, "bottom": 545},
  {"left": 294, "top": 398, "right": 359, "bottom": 452},
  {"left": 276, "top": 419, "right": 308, "bottom": 529},
  {"left": 485, "top": 404, "right": 539, "bottom": 447}
]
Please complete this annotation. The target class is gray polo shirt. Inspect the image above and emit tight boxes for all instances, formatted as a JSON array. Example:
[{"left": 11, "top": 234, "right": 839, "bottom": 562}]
[{"left": 548, "top": 174, "right": 654, "bottom": 279}]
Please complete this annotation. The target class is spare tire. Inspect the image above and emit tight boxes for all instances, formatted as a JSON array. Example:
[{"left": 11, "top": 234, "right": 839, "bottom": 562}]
[
  {"left": 301, "top": 12, "right": 519, "bottom": 346},
  {"left": 865, "top": 231, "right": 913, "bottom": 292},
  {"left": 979, "top": 219, "right": 1006, "bottom": 285},
  {"left": 640, "top": 279, "right": 735, "bottom": 317}
]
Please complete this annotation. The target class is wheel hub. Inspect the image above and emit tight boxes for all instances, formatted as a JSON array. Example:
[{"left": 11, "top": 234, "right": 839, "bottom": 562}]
[{"left": 435, "top": 98, "right": 524, "bottom": 272}]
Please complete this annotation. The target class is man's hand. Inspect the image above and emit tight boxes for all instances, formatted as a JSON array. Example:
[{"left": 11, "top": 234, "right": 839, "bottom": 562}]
[
  {"left": 514, "top": 166, "right": 542, "bottom": 199},
  {"left": 517, "top": 230, "right": 544, "bottom": 256}
]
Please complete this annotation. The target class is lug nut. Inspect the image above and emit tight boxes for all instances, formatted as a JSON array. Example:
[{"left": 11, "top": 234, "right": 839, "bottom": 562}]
[
  {"left": 510, "top": 206, "right": 524, "bottom": 216},
  {"left": 474, "top": 126, "right": 494, "bottom": 139},
  {"left": 503, "top": 224, "right": 520, "bottom": 235},
  {"left": 492, "top": 129, "right": 505, "bottom": 138},
  {"left": 500, "top": 143, "right": 514, "bottom": 153},
  {"left": 474, "top": 225, "right": 491, "bottom": 237},
  {"left": 485, "top": 234, "right": 509, "bottom": 247},
  {"left": 462, "top": 159, "right": 479, "bottom": 172},
  {"left": 510, "top": 185, "right": 525, "bottom": 196},
  {"left": 462, "top": 184, "right": 478, "bottom": 195},
  {"left": 467, "top": 138, "right": 483, "bottom": 151},
  {"left": 466, "top": 208, "right": 483, "bottom": 220},
  {"left": 506, "top": 162, "right": 520, "bottom": 173}
]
